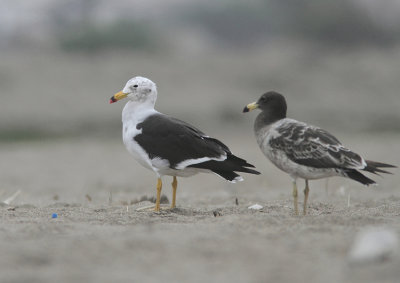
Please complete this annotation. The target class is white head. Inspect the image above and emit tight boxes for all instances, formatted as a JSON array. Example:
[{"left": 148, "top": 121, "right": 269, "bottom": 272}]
[{"left": 110, "top": 76, "right": 157, "bottom": 106}]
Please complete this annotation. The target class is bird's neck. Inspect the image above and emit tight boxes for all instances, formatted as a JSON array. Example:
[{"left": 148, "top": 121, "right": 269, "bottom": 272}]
[
  {"left": 254, "top": 110, "right": 286, "bottom": 133},
  {"left": 122, "top": 100, "right": 157, "bottom": 124}
]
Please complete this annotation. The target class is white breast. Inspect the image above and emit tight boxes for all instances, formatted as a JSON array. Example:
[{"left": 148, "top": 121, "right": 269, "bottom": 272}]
[{"left": 122, "top": 101, "right": 158, "bottom": 171}]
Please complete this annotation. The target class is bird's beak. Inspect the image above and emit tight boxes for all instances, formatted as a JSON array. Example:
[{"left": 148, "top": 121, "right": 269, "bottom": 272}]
[
  {"left": 243, "top": 102, "right": 259, "bottom": 113},
  {"left": 109, "top": 91, "right": 128, "bottom": 104}
]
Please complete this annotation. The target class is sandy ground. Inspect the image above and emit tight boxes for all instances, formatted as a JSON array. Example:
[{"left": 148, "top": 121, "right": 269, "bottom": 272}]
[{"left": 1, "top": 133, "right": 399, "bottom": 283}]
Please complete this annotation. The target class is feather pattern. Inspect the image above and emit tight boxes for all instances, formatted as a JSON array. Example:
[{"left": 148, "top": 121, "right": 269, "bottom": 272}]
[{"left": 268, "top": 119, "right": 366, "bottom": 170}]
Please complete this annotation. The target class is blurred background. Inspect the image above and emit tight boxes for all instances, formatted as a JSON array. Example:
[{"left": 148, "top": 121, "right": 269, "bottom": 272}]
[
  {"left": 2, "top": 3, "right": 400, "bottom": 282},
  {"left": 1, "top": 0, "right": 399, "bottom": 203}
]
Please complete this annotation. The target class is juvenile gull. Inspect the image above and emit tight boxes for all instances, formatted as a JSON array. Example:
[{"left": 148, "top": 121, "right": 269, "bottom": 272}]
[
  {"left": 110, "top": 76, "right": 260, "bottom": 211},
  {"left": 243, "top": 91, "right": 396, "bottom": 215}
]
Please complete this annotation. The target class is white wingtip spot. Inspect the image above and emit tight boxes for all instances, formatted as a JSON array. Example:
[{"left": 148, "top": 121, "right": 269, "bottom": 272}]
[{"left": 230, "top": 176, "right": 244, "bottom": 183}]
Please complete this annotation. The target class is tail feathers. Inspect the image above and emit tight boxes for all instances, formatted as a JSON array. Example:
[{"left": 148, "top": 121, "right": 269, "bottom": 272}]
[
  {"left": 212, "top": 170, "right": 242, "bottom": 182},
  {"left": 363, "top": 160, "right": 397, "bottom": 175},
  {"left": 234, "top": 166, "right": 260, "bottom": 175},
  {"left": 227, "top": 154, "right": 257, "bottom": 169},
  {"left": 188, "top": 153, "right": 260, "bottom": 181},
  {"left": 345, "top": 169, "right": 376, "bottom": 186},
  {"left": 224, "top": 154, "right": 260, "bottom": 175}
]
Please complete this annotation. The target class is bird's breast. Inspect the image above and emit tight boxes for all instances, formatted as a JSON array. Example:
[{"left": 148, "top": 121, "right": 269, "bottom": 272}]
[{"left": 122, "top": 120, "right": 153, "bottom": 170}]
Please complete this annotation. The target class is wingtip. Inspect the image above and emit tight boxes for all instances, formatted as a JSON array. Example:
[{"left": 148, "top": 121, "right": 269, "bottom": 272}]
[
  {"left": 246, "top": 168, "right": 261, "bottom": 175},
  {"left": 366, "top": 160, "right": 397, "bottom": 168}
]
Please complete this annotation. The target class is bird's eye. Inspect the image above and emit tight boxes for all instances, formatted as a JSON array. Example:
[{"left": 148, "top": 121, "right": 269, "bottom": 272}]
[{"left": 133, "top": 85, "right": 138, "bottom": 88}]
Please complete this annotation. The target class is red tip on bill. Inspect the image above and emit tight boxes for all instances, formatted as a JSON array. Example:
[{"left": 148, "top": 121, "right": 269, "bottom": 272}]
[{"left": 109, "top": 96, "right": 117, "bottom": 104}]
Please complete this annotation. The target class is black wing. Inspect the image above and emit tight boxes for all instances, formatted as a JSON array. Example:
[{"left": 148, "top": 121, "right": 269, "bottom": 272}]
[
  {"left": 135, "top": 114, "right": 229, "bottom": 169},
  {"left": 269, "top": 120, "right": 365, "bottom": 169}
]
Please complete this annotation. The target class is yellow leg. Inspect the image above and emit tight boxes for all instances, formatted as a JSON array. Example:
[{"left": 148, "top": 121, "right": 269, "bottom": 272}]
[
  {"left": 303, "top": 180, "right": 310, "bottom": 215},
  {"left": 171, "top": 176, "right": 177, "bottom": 209},
  {"left": 292, "top": 181, "right": 299, "bottom": 215},
  {"left": 155, "top": 178, "right": 162, "bottom": 212}
]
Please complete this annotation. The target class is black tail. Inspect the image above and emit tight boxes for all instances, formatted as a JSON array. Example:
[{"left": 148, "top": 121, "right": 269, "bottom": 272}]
[
  {"left": 345, "top": 169, "right": 376, "bottom": 186},
  {"left": 363, "top": 160, "right": 397, "bottom": 175},
  {"left": 344, "top": 160, "right": 396, "bottom": 186},
  {"left": 189, "top": 154, "right": 260, "bottom": 182},
  {"left": 212, "top": 170, "right": 242, "bottom": 182}
]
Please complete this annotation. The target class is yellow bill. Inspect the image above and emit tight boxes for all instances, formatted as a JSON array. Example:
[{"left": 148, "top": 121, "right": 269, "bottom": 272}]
[
  {"left": 243, "top": 102, "right": 259, "bottom": 112},
  {"left": 110, "top": 91, "right": 128, "bottom": 104}
]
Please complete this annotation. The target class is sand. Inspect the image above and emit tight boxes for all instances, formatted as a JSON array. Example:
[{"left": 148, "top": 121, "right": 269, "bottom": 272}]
[{"left": 1, "top": 134, "right": 399, "bottom": 283}]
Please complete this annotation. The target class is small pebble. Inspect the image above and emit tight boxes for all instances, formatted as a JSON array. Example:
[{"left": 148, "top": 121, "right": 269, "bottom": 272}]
[
  {"left": 213, "top": 210, "right": 222, "bottom": 217},
  {"left": 248, "top": 204, "right": 263, "bottom": 210}
]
